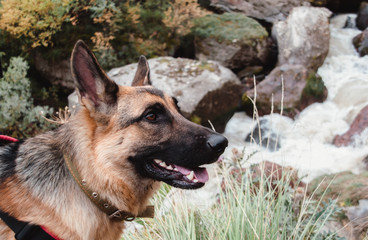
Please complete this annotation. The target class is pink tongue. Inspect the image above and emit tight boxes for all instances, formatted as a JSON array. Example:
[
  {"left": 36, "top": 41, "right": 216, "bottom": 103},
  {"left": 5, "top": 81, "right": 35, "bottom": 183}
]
[{"left": 173, "top": 165, "right": 209, "bottom": 183}]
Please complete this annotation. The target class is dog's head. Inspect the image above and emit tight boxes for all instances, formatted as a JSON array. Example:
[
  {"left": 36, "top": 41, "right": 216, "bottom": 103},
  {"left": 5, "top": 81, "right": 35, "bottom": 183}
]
[{"left": 71, "top": 40, "right": 227, "bottom": 189}]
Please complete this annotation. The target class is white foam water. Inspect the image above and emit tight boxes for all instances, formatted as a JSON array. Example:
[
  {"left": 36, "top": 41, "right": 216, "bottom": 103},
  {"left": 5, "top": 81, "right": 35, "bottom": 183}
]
[
  {"left": 158, "top": 14, "right": 368, "bottom": 214},
  {"left": 224, "top": 14, "right": 368, "bottom": 182}
]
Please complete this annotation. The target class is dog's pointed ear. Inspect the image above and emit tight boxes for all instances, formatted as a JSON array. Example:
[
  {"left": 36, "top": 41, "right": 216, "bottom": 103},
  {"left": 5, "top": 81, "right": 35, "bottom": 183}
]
[
  {"left": 71, "top": 40, "right": 118, "bottom": 111},
  {"left": 132, "top": 55, "right": 151, "bottom": 86}
]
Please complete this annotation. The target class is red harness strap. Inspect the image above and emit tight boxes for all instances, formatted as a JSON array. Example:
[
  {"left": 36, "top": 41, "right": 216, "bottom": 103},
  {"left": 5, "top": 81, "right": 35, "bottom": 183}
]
[
  {"left": 41, "top": 226, "right": 62, "bottom": 240},
  {"left": 0, "top": 135, "right": 61, "bottom": 240},
  {"left": 0, "top": 135, "right": 18, "bottom": 143}
]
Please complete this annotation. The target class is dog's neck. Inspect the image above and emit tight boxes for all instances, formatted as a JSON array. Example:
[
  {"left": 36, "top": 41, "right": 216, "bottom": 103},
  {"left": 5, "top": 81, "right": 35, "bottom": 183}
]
[
  {"left": 0, "top": 111, "right": 160, "bottom": 240},
  {"left": 61, "top": 111, "right": 161, "bottom": 215}
]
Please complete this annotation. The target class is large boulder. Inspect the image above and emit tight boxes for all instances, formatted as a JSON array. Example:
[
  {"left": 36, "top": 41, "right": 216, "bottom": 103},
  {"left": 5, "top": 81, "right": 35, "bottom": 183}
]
[
  {"left": 353, "top": 29, "right": 368, "bottom": 57},
  {"left": 192, "top": 13, "right": 273, "bottom": 71},
  {"left": 210, "top": 0, "right": 310, "bottom": 23},
  {"left": 108, "top": 57, "right": 242, "bottom": 131},
  {"left": 333, "top": 105, "right": 368, "bottom": 147},
  {"left": 273, "top": 6, "right": 332, "bottom": 72},
  {"left": 356, "top": 2, "right": 368, "bottom": 30},
  {"left": 244, "top": 64, "right": 327, "bottom": 117}
]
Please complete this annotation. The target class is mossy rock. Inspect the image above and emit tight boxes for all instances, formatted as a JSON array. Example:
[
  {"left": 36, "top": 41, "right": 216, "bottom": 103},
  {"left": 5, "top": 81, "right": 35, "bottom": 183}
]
[
  {"left": 303, "top": 73, "right": 326, "bottom": 99},
  {"left": 308, "top": 171, "right": 368, "bottom": 207},
  {"left": 192, "top": 13, "right": 268, "bottom": 44},
  {"left": 192, "top": 13, "right": 271, "bottom": 70},
  {"left": 300, "top": 72, "right": 327, "bottom": 109}
]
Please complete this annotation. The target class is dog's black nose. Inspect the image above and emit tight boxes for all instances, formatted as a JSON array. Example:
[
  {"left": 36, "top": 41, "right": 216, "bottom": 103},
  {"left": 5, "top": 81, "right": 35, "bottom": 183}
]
[{"left": 207, "top": 134, "right": 228, "bottom": 154}]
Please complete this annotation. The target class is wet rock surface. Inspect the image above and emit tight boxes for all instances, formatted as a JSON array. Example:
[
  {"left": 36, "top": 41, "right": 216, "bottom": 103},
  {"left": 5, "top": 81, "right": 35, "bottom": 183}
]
[
  {"left": 333, "top": 105, "right": 368, "bottom": 147},
  {"left": 353, "top": 29, "right": 368, "bottom": 57},
  {"left": 245, "top": 119, "right": 281, "bottom": 151},
  {"left": 244, "top": 64, "right": 327, "bottom": 117},
  {"left": 356, "top": 2, "right": 368, "bottom": 30}
]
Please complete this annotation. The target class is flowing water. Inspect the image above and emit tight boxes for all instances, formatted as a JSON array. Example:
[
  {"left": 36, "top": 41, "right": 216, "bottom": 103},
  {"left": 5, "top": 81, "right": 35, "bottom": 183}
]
[
  {"left": 223, "top": 14, "right": 368, "bottom": 182},
  {"left": 157, "top": 14, "right": 368, "bottom": 212}
]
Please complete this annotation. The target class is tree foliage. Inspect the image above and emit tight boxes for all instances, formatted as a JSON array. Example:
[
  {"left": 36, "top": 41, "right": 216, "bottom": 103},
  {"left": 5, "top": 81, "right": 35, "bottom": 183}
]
[
  {"left": 0, "top": 0, "right": 208, "bottom": 68},
  {"left": 0, "top": 0, "right": 75, "bottom": 49}
]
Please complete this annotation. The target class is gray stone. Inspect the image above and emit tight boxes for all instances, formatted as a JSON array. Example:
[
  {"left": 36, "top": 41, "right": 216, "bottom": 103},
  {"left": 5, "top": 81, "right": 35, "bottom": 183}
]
[
  {"left": 245, "top": 119, "right": 281, "bottom": 151},
  {"left": 353, "top": 29, "right": 368, "bottom": 57},
  {"left": 107, "top": 57, "right": 242, "bottom": 131},
  {"left": 273, "top": 6, "right": 332, "bottom": 72},
  {"left": 346, "top": 199, "right": 368, "bottom": 238},
  {"left": 244, "top": 64, "right": 327, "bottom": 117},
  {"left": 356, "top": 2, "right": 368, "bottom": 30},
  {"left": 210, "top": 0, "right": 310, "bottom": 23}
]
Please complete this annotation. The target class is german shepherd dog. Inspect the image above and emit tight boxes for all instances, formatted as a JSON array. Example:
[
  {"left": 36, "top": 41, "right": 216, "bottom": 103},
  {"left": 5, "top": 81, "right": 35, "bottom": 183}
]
[{"left": 0, "top": 41, "right": 228, "bottom": 240}]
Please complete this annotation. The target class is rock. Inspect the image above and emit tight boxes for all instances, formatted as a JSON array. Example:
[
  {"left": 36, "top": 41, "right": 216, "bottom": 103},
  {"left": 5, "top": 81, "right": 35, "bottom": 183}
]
[
  {"left": 210, "top": 0, "right": 310, "bottom": 23},
  {"left": 353, "top": 29, "right": 368, "bottom": 57},
  {"left": 346, "top": 199, "right": 368, "bottom": 238},
  {"left": 308, "top": 171, "right": 368, "bottom": 207},
  {"left": 273, "top": 6, "right": 332, "bottom": 72},
  {"left": 244, "top": 64, "right": 327, "bottom": 117},
  {"left": 309, "top": 172, "right": 368, "bottom": 239},
  {"left": 192, "top": 13, "right": 273, "bottom": 71},
  {"left": 309, "top": 166, "right": 368, "bottom": 238},
  {"left": 319, "top": 220, "right": 355, "bottom": 240},
  {"left": 344, "top": 16, "right": 356, "bottom": 29},
  {"left": 222, "top": 161, "right": 306, "bottom": 193},
  {"left": 363, "top": 156, "right": 368, "bottom": 170},
  {"left": 107, "top": 57, "right": 242, "bottom": 131},
  {"left": 245, "top": 118, "right": 281, "bottom": 151},
  {"left": 356, "top": 2, "right": 368, "bottom": 31},
  {"left": 34, "top": 51, "right": 74, "bottom": 89},
  {"left": 333, "top": 105, "right": 368, "bottom": 147}
]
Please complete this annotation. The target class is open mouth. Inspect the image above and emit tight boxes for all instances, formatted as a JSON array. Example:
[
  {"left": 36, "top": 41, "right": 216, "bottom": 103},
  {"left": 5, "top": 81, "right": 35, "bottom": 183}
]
[{"left": 142, "top": 159, "right": 210, "bottom": 189}]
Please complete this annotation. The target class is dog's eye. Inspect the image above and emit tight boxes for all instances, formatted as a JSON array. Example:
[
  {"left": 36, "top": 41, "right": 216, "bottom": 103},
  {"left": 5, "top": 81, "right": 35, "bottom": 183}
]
[{"left": 145, "top": 113, "right": 157, "bottom": 122}]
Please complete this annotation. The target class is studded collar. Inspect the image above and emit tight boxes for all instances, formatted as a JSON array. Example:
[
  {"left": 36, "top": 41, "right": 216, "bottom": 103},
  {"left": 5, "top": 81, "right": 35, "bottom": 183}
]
[{"left": 63, "top": 154, "right": 154, "bottom": 221}]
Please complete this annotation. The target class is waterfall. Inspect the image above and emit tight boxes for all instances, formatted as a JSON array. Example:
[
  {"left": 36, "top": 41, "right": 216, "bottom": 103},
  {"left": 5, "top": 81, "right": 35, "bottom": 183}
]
[{"left": 224, "top": 14, "right": 368, "bottom": 182}]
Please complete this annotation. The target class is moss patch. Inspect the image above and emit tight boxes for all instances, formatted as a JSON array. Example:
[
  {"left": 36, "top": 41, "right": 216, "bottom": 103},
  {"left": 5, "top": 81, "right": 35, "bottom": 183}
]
[
  {"left": 308, "top": 171, "right": 368, "bottom": 207},
  {"left": 302, "top": 73, "right": 326, "bottom": 99},
  {"left": 192, "top": 13, "right": 268, "bottom": 44}
]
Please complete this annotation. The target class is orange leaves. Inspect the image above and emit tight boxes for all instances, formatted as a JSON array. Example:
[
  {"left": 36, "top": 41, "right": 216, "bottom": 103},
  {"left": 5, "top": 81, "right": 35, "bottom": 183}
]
[
  {"left": 0, "top": 0, "right": 73, "bottom": 48},
  {"left": 163, "top": 0, "right": 209, "bottom": 36}
]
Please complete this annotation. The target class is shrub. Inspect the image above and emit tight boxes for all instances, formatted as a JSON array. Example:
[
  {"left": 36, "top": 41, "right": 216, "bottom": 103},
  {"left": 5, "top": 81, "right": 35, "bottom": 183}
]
[
  {"left": 0, "top": 57, "right": 53, "bottom": 138},
  {"left": 0, "top": 0, "right": 76, "bottom": 49},
  {"left": 0, "top": 0, "right": 209, "bottom": 69}
]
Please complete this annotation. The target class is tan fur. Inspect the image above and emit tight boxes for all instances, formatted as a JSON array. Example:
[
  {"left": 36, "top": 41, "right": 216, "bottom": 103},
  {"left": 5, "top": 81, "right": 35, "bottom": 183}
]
[
  {"left": 0, "top": 99, "right": 161, "bottom": 239},
  {"left": 0, "top": 41, "right": 227, "bottom": 240}
]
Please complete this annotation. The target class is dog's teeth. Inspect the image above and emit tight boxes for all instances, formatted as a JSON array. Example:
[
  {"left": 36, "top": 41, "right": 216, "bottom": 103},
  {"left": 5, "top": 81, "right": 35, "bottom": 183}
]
[
  {"left": 193, "top": 179, "right": 199, "bottom": 183},
  {"left": 173, "top": 168, "right": 178, "bottom": 171},
  {"left": 186, "top": 171, "right": 194, "bottom": 181},
  {"left": 160, "top": 162, "right": 167, "bottom": 167},
  {"left": 154, "top": 159, "right": 162, "bottom": 164},
  {"left": 166, "top": 165, "right": 173, "bottom": 170}
]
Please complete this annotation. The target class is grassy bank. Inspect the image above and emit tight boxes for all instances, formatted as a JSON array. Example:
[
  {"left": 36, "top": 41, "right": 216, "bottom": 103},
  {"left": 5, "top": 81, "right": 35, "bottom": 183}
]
[{"left": 122, "top": 157, "right": 343, "bottom": 240}]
